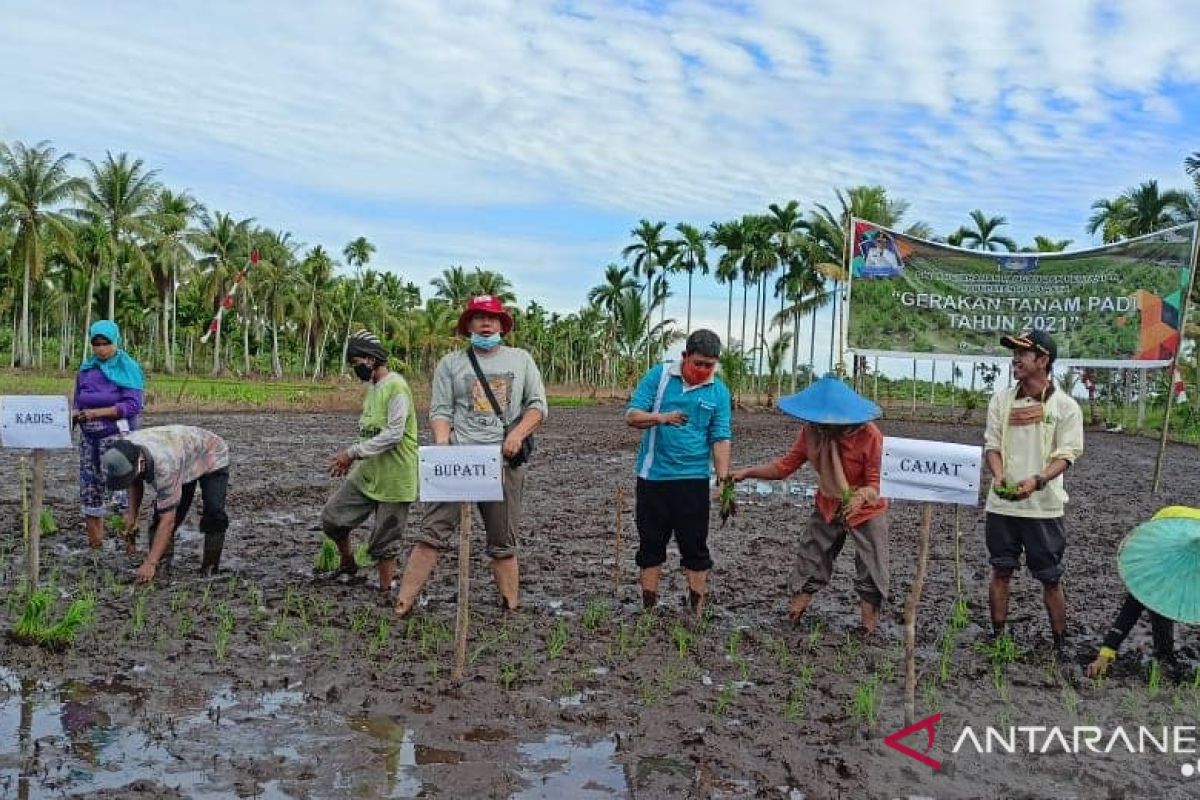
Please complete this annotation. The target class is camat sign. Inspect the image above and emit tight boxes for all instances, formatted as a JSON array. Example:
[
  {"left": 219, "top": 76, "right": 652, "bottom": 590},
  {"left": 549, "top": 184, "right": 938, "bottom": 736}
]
[{"left": 880, "top": 437, "right": 983, "bottom": 506}]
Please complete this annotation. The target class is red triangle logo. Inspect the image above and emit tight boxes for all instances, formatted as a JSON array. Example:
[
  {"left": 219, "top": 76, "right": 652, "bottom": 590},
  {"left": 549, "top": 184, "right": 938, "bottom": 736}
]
[{"left": 883, "top": 712, "right": 942, "bottom": 771}]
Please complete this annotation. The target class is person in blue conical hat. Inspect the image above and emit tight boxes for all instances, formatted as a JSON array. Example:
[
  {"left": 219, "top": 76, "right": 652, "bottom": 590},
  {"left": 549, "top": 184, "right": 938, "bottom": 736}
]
[{"left": 730, "top": 374, "right": 889, "bottom": 634}]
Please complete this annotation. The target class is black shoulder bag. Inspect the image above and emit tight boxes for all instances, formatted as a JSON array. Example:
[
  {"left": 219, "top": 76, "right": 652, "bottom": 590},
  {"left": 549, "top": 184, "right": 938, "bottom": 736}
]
[{"left": 466, "top": 349, "right": 535, "bottom": 467}]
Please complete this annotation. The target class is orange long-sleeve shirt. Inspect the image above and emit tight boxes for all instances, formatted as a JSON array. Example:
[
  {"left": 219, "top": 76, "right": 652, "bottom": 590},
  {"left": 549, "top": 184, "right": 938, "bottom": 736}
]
[{"left": 769, "top": 423, "right": 888, "bottom": 526}]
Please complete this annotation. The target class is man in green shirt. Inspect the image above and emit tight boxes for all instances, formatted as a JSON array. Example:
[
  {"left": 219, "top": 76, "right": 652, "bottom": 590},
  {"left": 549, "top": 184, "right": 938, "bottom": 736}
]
[{"left": 320, "top": 330, "right": 419, "bottom": 596}]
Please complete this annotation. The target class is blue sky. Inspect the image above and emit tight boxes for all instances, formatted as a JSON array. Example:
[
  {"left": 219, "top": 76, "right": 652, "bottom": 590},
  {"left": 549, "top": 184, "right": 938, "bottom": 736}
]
[{"left": 2, "top": 0, "right": 1199, "bottom": 371}]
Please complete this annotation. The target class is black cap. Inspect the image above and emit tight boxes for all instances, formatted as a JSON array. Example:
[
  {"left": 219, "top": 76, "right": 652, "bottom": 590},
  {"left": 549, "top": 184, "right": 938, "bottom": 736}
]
[{"left": 1000, "top": 329, "right": 1057, "bottom": 363}]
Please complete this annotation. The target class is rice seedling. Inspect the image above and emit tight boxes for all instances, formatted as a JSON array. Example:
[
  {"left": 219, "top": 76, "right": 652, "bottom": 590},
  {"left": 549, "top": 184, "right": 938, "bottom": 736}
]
[
  {"left": 169, "top": 589, "right": 191, "bottom": 614},
  {"left": 225, "top": 574, "right": 240, "bottom": 595},
  {"left": 638, "top": 674, "right": 661, "bottom": 706},
  {"left": 177, "top": 612, "right": 192, "bottom": 638},
  {"left": 1148, "top": 659, "right": 1163, "bottom": 700},
  {"left": 547, "top": 619, "right": 570, "bottom": 659},
  {"left": 949, "top": 596, "right": 970, "bottom": 631},
  {"left": 349, "top": 606, "right": 372, "bottom": 636},
  {"left": 671, "top": 622, "right": 695, "bottom": 657},
  {"left": 199, "top": 583, "right": 212, "bottom": 607},
  {"left": 614, "top": 623, "right": 635, "bottom": 659},
  {"left": 784, "top": 665, "right": 815, "bottom": 721},
  {"left": 848, "top": 675, "right": 882, "bottom": 731},
  {"left": 40, "top": 592, "right": 97, "bottom": 649},
  {"left": 715, "top": 683, "right": 737, "bottom": 715},
  {"left": 368, "top": 619, "right": 390, "bottom": 657},
  {"left": 634, "top": 610, "right": 656, "bottom": 646},
  {"left": 807, "top": 620, "right": 823, "bottom": 649},
  {"left": 314, "top": 539, "right": 339, "bottom": 572},
  {"left": 1062, "top": 684, "right": 1079, "bottom": 718},
  {"left": 213, "top": 605, "right": 234, "bottom": 661},
  {"left": 38, "top": 508, "right": 57, "bottom": 535},
  {"left": 582, "top": 598, "right": 609, "bottom": 632},
  {"left": 978, "top": 634, "right": 1019, "bottom": 693},
  {"left": 270, "top": 615, "right": 293, "bottom": 641},
  {"left": 764, "top": 634, "right": 792, "bottom": 671},
  {"left": 11, "top": 587, "right": 53, "bottom": 642},
  {"left": 718, "top": 478, "right": 737, "bottom": 527},
  {"left": 105, "top": 513, "right": 125, "bottom": 535},
  {"left": 499, "top": 661, "right": 520, "bottom": 690},
  {"left": 726, "top": 629, "right": 742, "bottom": 658},
  {"left": 131, "top": 591, "right": 148, "bottom": 635},
  {"left": 354, "top": 541, "right": 374, "bottom": 567}
]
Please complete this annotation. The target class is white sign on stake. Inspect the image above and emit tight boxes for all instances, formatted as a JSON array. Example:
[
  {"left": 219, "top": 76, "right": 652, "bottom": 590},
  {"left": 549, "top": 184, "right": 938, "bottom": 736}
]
[
  {"left": 419, "top": 445, "right": 504, "bottom": 502},
  {"left": 0, "top": 395, "right": 72, "bottom": 449},
  {"left": 880, "top": 437, "right": 982, "bottom": 506}
]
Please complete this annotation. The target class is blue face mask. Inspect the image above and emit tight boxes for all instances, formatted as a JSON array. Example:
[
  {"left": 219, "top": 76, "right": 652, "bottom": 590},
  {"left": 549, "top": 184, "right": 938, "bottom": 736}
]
[{"left": 470, "top": 333, "right": 502, "bottom": 351}]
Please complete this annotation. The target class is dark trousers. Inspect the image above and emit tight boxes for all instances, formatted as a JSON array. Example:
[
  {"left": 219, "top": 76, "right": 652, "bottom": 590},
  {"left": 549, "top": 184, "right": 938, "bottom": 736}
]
[
  {"left": 634, "top": 478, "right": 713, "bottom": 572},
  {"left": 151, "top": 467, "right": 230, "bottom": 570}
]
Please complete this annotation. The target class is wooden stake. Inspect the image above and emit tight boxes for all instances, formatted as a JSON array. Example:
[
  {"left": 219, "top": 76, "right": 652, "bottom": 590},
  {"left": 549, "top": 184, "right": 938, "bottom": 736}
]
[
  {"left": 904, "top": 503, "right": 934, "bottom": 726},
  {"left": 953, "top": 504, "right": 962, "bottom": 597},
  {"left": 613, "top": 483, "right": 624, "bottom": 593},
  {"left": 28, "top": 450, "right": 46, "bottom": 588},
  {"left": 451, "top": 502, "right": 471, "bottom": 683}
]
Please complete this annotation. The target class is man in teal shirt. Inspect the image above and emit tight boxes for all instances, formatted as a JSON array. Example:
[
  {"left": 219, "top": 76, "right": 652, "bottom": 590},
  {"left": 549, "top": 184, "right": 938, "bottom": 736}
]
[
  {"left": 321, "top": 330, "right": 419, "bottom": 596},
  {"left": 626, "top": 329, "right": 732, "bottom": 618}
]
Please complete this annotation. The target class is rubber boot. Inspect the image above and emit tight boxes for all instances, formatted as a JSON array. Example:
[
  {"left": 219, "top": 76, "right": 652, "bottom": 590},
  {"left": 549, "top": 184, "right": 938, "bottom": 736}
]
[
  {"left": 201, "top": 530, "right": 225, "bottom": 574},
  {"left": 394, "top": 544, "right": 438, "bottom": 619},
  {"left": 492, "top": 557, "right": 520, "bottom": 611}
]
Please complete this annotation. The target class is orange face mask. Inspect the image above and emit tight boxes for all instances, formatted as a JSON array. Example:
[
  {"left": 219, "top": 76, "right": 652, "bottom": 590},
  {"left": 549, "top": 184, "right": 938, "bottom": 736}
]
[{"left": 681, "top": 359, "right": 715, "bottom": 386}]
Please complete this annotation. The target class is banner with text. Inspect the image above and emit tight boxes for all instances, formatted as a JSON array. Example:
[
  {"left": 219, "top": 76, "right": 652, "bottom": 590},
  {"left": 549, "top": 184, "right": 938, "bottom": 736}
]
[{"left": 846, "top": 220, "right": 1198, "bottom": 366}]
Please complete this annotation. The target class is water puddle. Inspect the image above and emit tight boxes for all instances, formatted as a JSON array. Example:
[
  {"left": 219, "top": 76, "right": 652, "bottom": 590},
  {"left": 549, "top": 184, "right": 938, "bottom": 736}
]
[
  {"left": 2, "top": 670, "right": 633, "bottom": 799},
  {"left": 515, "top": 732, "right": 627, "bottom": 798}
]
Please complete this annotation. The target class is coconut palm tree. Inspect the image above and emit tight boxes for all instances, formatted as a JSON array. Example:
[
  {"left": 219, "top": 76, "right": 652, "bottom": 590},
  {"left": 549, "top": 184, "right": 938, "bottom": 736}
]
[
  {"left": 708, "top": 220, "right": 744, "bottom": 350},
  {"left": 254, "top": 228, "right": 301, "bottom": 376},
  {"left": 299, "top": 245, "right": 335, "bottom": 377},
  {"left": 146, "top": 189, "right": 200, "bottom": 372},
  {"left": 1023, "top": 236, "right": 1072, "bottom": 253},
  {"left": 669, "top": 223, "right": 707, "bottom": 331},
  {"left": 78, "top": 151, "right": 160, "bottom": 318},
  {"left": 469, "top": 268, "right": 517, "bottom": 304},
  {"left": 339, "top": 235, "right": 376, "bottom": 371},
  {"left": 430, "top": 265, "right": 474, "bottom": 307},
  {"left": 956, "top": 210, "right": 1018, "bottom": 252},
  {"left": 0, "top": 140, "right": 85, "bottom": 367},
  {"left": 621, "top": 219, "right": 668, "bottom": 364},
  {"left": 1186, "top": 151, "right": 1200, "bottom": 191},
  {"left": 1088, "top": 181, "right": 1191, "bottom": 241}
]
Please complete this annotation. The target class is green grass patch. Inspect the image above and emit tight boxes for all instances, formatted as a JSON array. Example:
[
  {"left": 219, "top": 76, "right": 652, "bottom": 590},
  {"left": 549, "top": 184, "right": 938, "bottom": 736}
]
[{"left": 547, "top": 395, "right": 597, "bottom": 407}]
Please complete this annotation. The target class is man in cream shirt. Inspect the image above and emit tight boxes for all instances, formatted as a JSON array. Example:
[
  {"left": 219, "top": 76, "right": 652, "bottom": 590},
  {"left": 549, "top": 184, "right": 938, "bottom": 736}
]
[{"left": 983, "top": 329, "right": 1084, "bottom": 656}]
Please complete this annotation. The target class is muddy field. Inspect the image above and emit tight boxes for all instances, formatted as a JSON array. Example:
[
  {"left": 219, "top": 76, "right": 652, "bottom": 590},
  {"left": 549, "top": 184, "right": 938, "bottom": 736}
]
[{"left": 2, "top": 404, "right": 1200, "bottom": 799}]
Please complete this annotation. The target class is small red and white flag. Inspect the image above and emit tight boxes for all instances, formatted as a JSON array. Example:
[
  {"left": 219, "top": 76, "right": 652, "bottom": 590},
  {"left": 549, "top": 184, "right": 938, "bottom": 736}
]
[
  {"left": 1172, "top": 366, "right": 1188, "bottom": 404},
  {"left": 201, "top": 250, "right": 258, "bottom": 345}
]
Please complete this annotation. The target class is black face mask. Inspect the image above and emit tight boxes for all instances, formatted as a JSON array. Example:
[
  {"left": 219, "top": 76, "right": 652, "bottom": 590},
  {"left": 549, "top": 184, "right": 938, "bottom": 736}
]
[{"left": 353, "top": 363, "right": 375, "bottom": 382}]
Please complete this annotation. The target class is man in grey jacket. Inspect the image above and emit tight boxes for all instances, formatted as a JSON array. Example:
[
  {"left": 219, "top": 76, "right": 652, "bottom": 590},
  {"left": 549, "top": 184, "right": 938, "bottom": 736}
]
[{"left": 393, "top": 295, "right": 547, "bottom": 617}]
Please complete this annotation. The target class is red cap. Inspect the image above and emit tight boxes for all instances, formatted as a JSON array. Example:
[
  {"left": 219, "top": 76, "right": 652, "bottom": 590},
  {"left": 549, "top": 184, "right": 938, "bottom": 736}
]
[{"left": 456, "top": 295, "right": 513, "bottom": 336}]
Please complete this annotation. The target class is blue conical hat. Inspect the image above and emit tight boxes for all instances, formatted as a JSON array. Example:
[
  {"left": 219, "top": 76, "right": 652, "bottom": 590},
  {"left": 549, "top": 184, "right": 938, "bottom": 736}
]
[
  {"left": 1118, "top": 515, "right": 1200, "bottom": 624},
  {"left": 777, "top": 373, "right": 882, "bottom": 424}
]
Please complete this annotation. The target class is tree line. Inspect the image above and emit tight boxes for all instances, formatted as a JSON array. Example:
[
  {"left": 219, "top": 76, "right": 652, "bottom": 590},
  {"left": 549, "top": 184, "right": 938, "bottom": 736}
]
[{"left": 2, "top": 139, "right": 1198, "bottom": 393}]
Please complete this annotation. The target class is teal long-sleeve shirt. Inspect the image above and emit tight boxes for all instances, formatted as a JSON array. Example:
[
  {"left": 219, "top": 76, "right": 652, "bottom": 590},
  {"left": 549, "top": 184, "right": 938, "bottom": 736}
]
[{"left": 627, "top": 362, "right": 732, "bottom": 481}]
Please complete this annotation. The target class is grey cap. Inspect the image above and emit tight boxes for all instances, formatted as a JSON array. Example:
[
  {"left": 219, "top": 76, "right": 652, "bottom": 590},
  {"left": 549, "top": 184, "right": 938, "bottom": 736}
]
[{"left": 101, "top": 440, "right": 141, "bottom": 490}]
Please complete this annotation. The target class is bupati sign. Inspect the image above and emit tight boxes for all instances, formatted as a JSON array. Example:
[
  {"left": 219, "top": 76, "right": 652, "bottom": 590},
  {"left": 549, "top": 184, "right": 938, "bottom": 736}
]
[
  {"left": 418, "top": 445, "right": 504, "bottom": 502},
  {"left": 846, "top": 220, "right": 1198, "bottom": 367},
  {"left": 0, "top": 396, "right": 72, "bottom": 449}
]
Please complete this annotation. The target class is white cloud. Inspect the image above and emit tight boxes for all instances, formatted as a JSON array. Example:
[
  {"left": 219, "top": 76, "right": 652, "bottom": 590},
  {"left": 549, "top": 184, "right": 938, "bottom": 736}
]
[{"left": 1, "top": 0, "right": 1198, "bottom": 330}]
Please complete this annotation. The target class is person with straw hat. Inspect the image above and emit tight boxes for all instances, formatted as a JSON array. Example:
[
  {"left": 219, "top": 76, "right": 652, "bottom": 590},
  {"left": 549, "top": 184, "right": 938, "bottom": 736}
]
[
  {"left": 984, "top": 329, "right": 1083, "bottom": 655},
  {"left": 1085, "top": 506, "right": 1200, "bottom": 680},
  {"left": 730, "top": 374, "right": 889, "bottom": 634}
]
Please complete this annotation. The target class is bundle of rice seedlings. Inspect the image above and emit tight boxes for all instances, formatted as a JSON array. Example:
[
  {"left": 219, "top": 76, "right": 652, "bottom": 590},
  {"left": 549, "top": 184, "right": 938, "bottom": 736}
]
[
  {"left": 11, "top": 588, "right": 53, "bottom": 644},
  {"left": 314, "top": 539, "right": 340, "bottom": 572},
  {"left": 40, "top": 593, "right": 97, "bottom": 650},
  {"left": 354, "top": 541, "right": 374, "bottom": 567}
]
